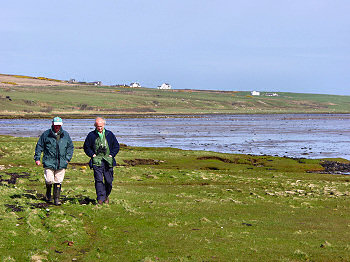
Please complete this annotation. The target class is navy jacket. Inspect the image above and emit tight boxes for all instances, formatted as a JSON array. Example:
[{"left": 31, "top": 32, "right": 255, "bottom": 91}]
[{"left": 83, "top": 129, "right": 120, "bottom": 168}]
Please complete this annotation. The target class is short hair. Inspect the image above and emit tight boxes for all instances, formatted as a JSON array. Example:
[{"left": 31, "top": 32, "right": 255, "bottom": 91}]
[{"left": 94, "top": 117, "right": 106, "bottom": 127}]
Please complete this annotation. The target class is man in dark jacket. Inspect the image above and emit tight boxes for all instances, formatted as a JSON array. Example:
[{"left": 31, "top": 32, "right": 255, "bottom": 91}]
[
  {"left": 84, "top": 117, "right": 119, "bottom": 205},
  {"left": 34, "top": 117, "right": 74, "bottom": 205}
]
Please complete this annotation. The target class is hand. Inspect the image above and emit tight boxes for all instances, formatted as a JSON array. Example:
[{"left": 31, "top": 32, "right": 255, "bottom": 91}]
[
  {"left": 109, "top": 155, "right": 112, "bottom": 157},
  {"left": 35, "top": 160, "right": 41, "bottom": 166},
  {"left": 92, "top": 154, "right": 96, "bottom": 157}
]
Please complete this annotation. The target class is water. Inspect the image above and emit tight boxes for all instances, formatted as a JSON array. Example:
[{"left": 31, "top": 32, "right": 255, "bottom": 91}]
[{"left": 1, "top": 114, "right": 350, "bottom": 159}]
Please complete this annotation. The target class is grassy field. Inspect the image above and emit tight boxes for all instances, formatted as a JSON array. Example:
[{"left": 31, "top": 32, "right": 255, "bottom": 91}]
[
  {"left": 1, "top": 135, "right": 350, "bottom": 261},
  {"left": 1, "top": 84, "right": 350, "bottom": 118}
]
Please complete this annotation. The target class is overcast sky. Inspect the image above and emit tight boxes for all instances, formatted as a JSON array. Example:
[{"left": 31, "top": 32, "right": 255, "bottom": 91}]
[{"left": 1, "top": 0, "right": 349, "bottom": 95}]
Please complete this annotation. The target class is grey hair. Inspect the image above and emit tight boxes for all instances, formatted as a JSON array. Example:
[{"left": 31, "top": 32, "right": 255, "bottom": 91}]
[{"left": 94, "top": 117, "right": 106, "bottom": 126}]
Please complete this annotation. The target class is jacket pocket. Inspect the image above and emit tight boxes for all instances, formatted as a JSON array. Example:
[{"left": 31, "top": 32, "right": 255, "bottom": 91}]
[{"left": 60, "top": 157, "right": 68, "bottom": 169}]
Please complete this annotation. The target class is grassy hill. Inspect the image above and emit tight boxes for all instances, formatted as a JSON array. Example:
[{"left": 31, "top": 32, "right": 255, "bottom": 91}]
[{"left": 1, "top": 74, "right": 350, "bottom": 118}]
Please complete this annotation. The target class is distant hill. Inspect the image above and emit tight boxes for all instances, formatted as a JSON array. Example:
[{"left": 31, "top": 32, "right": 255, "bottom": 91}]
[
  {"left": 1, "top": 73, "right": 350, "bottom": 118},
  {"left": 0, "top": 73, "right": 76, "bottom": 87}
]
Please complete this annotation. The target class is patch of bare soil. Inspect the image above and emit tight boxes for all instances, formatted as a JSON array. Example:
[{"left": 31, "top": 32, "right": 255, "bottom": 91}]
[
  {"left": 289, "top": 100, "right": 328, "bottom": 109},
  {"left": 70, "top": 162, "right": 88, "bottom": 166},
  {"left": 123, "top": 158, "right": 162, "bottom": 166},
  {"left": 61, "top": 194, "right": 97, "bottom": 205},
  {"left": 103, "top": 108, "right": 157, "bottom": 113},
  {"left": 201, "top": 166, "right": 220, "bottom": 170},
  {"left": 78, "top": 197, "right": 96, "bottom": 205},
  {"left": 10, "top": 193, "right": 37, "bottom": 200},
  {"left": 0, "top": 172, "right": 30, "bottom": 185},
  {"left": 29, "top": 202, "right": 50, "bottom": 209},
  {"left": 0, "top": 74, "right": 76, "bottom": 87},
  {"left": 197, "top": 156, "right": 235, "bottom": 163},
  {"left": 4, "top": 204, "right": 24, "bottom": 212}
]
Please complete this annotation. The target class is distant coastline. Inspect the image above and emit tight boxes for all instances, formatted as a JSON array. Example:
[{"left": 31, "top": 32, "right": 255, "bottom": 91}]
[
  {"left": 2, "top": 73, "right": 350, "bottom": 118},
  {"left": 2, "top": 112, "right": 350, "bottom": 120}
]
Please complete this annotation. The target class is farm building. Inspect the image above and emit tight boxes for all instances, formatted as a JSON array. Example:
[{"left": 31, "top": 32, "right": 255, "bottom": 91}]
[
  {"left": 130, "top": 82, "right": 141, "bottom": 88},
  {"left": 265, "top": 93, "right": 279, "bottom": 97},
  {"left": 158, "top": 83, "right": 171, "bottom": 89}
]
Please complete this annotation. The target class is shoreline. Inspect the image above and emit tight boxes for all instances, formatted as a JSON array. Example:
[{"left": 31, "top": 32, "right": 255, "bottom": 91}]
[
  {"left": 0, "top": 134, "right": 346, "bottom": 161},
  {"left": 1, "top": 112, "right": 350, "bottom": 120}
]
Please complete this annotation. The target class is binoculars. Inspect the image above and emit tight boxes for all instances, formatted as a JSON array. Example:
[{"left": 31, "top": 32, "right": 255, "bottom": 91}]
[{"left": 96, "top": 145, "right": 107, "bottom": 155}]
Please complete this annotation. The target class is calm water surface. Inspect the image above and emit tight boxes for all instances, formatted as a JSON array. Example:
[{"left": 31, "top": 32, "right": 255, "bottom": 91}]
[{"left": 1, "top": 114, "right": 350, "bottom": 159}]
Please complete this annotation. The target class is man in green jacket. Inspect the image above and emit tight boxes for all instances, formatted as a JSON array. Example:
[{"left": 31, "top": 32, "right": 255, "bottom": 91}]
[{"left": 34, "top": 117, "right": 74, "bottom": 205}]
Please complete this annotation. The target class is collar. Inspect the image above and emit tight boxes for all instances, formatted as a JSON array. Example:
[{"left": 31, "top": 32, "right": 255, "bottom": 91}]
[
  {"left": 96, "top": 128, "right": 105, "bottom": 139},
  {"left": 50, "top": 127, "right": 63, "bottom": 136}
]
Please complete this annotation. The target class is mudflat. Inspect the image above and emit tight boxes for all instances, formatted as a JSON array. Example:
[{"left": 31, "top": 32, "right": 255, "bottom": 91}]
[{"left": 1, "top": 114, "right": 350, "bottom": 159}]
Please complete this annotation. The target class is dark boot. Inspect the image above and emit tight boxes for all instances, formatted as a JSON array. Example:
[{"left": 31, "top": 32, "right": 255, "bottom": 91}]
[
  {"left": 45, "top": 184, "right": 52, "bottom": 202},
  {"left": 104, "top": 196, "right": 109, "bottom": 204},
  {"left": 53, "top": 183, "right": 62, "bottom": 206}
]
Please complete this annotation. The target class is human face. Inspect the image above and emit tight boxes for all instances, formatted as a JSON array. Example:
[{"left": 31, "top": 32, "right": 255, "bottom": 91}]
[
  {"left": 53, "top": 125, "right": 61, "bottom": 133},
  {"left": 95, "top": 120, "right": 105, "bottom": 133}
]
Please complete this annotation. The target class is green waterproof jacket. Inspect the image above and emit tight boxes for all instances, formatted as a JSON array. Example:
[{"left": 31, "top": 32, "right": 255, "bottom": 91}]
[{"left": 34, "top": 128, "right": 74, "bottom": 170}]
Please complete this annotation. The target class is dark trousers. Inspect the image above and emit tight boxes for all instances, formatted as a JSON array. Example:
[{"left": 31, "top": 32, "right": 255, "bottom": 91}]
[{"left": 92, "top": 160, "right": 114, "bottom": 201}]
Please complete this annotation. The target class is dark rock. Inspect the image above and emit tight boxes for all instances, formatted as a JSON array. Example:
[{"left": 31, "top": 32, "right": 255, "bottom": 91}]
[{"left": 321, "top": 161, "right": 350, "bottom": 173}]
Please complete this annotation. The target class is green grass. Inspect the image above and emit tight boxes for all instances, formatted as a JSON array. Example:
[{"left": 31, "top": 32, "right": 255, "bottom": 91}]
[
  {"left": 1, "top": 135, "right": 350, "bottom": 261},
  {"left": 1, "top": 85, "right": 350, "bottom": 118}
]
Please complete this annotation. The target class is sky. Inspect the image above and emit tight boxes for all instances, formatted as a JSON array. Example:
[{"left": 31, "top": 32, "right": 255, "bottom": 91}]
[{"left": 1, "top": 0, "right": 349, "bottom": 95}]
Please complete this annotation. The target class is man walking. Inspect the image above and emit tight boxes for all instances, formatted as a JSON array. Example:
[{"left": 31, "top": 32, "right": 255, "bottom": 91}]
[
  {"left": 34, "top": 117, "right": 74, "bottom": 205},
  {"left": 84, "top": 117, "right": 119, "bottom": 205}
]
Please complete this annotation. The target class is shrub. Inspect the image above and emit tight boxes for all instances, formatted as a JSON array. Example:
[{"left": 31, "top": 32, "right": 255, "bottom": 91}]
[{"left": 1, "top": 81, "right": 17, "bottom": 85}]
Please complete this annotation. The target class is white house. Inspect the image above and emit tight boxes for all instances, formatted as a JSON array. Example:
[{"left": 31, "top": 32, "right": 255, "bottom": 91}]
[
  {"left": 158, "top": 83, "right": 171, "bottom": 90},
  {"left": 91, "top": 81, "right": 102, "bottom": 86},
  {"left": 251, "top": 91, "right": 260, "bottom": 96},
  {"left": 130, "top": 82, "right": 141, "bottom": 88},
  {"left": 265, "top": 93, "right": 279, "bottom": 97}
]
